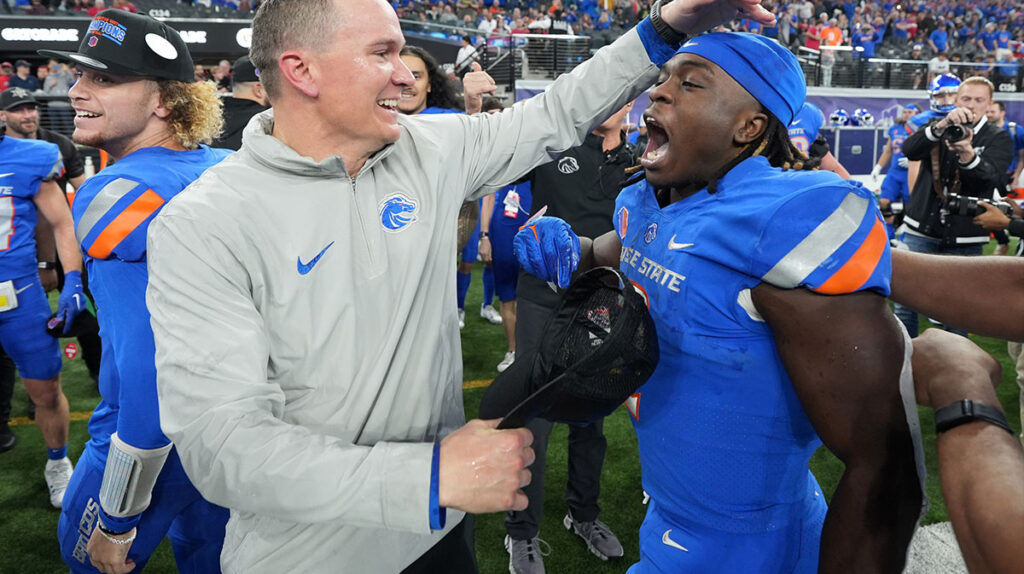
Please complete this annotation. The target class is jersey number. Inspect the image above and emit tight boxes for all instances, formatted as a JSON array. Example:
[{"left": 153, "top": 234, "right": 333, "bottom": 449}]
[{"left": 0, "top": 196, "right": 13, "bottom": 251}]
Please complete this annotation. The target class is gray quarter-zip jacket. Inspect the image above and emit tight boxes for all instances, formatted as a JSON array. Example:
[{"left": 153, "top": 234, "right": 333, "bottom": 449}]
[{"left": 147, "top": 27, "right": 661, "bottom": 573}]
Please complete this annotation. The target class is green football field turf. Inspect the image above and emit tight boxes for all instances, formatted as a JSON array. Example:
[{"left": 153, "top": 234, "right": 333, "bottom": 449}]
[{"left": 1, "top": 259, "right": 1020, "bottom": 573}]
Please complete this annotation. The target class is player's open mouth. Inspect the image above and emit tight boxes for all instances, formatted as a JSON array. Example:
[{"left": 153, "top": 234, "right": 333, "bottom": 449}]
[
  {"left": 377, "top": 99, "right": 398, "bottom": 111},
  {"left": 75, "top": 111, "right": 101, "bottom": 118},
  {"left": 641, "top": 116, "right": 669, "bottom": 168}
]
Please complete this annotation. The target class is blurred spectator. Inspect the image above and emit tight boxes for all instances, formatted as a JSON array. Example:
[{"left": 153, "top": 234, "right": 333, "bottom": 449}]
[
  {"left": 112, "top": 0, "right": 136, "bottom": 12},
  {"left": 194, "top": 64, "right": 210, "bottom": 83},
  {"left": 550, "top": 8, "right": 573, "bottom": 35},
  {"left": 87, "top": 0, "right": 105, "bottom": 17},
  {"left": 994, "top": 52, "right": 1020, "bottom": 87},
  {"left": 978, "top": 54, "right": 997, "bottom": 78},
  {"left": 216, "top": 59, "right": 231, "bottom": 92},
  {"left": 804, "top": 13, "right": 824, "bottom": 51},
  {"left": 995, "top": 21, "right": 1012, "bottom": 61},
  {"left": 455, "top": 35, "right": 478, "bottom": 75},
  {"left": 41, "top": 60, "right": 74, "bottom": 135},
  {"left": 927, "top": 51, "right": 951, "bottom": 84},
  {"left": 439, "top": 4, "right": 458, "bottom": 26},
  {"left": 821, "top": 17, "right": 842, "bottom": 46},
  {"left": 893, "top": 9, "right": 912, "bottom": 43},
  {"left": 0, "top": 62, "right": 11, "bottom": 92},
  {"left": 929, "top": 20, "right": 950, "bottom": 54},
  {"left": 8, "top": 60, "right": 39, "bottom": 92},
  {"left": 796, "top": 0, "right": 813, "bottom": 21},
  {"left": 211, "top": 56, "right": 268, "bottom": 151},
  {"left": 977, "top": 21, "right": 998, "bottom": 54},
  {"left": 479, "top": 10, "right": 498, "bottom": 34}
]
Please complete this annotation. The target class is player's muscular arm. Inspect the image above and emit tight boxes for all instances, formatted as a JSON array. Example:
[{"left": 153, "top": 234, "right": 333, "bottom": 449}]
[
  {"left": 33, "top": 180, "right": 83, "bottom": 273},
  {"left": 752, "top": 285, "right": 921, "bottom": 574},
  {"left": 891, "top": 249, "right": 1024, "bottom": 341}
]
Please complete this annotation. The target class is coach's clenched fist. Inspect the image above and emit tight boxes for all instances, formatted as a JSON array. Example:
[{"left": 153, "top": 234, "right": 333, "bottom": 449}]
[{"left": 438, "top": 419, "right": 535, "bottom": 513}]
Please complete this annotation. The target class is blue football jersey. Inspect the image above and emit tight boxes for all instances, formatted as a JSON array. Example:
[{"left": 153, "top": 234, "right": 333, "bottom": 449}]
[
  {"left": 72, "top": 145, "right": 230, "bottom": 449},
  {"left": 887, "top": 123, "right": 913, "bottom": 170},
  {"left": 615, "top": 156, "right": 889, "bottom": 535},
  {"left": 787, "top": 102, "right": 824, "bottom": 154},
  {"left": 0, "top": 136, "right": 63, "bottom": 280},
  {"left": 907, "top": 109, "right": 945, "bottom": 132}
]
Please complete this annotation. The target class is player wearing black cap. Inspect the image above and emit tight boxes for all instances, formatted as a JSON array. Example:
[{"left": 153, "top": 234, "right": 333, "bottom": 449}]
[
  {"left": 43, "top": 9, "right": 230, "bottom": 574},
  {"left": 211, "top": 55, "right": 269, "bottom": 150}
]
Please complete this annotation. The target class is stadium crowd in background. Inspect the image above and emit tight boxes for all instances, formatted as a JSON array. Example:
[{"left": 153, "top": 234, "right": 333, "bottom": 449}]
[{"left": 4, "top": 0, "right": 1024, "bottom": 90}]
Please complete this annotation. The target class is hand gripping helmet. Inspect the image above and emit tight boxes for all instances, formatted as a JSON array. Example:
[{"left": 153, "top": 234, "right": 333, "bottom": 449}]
[{"left": 928, "top": 73, "right": 962, "bottom": 113}]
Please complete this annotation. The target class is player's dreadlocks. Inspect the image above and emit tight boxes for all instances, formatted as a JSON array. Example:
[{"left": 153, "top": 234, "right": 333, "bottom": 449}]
[{"left": 622, "top": 108, "right": 821, "bottom": 195}]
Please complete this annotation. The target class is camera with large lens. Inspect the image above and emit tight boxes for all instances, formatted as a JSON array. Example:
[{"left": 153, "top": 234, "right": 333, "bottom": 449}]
[
  {"left": 940, "top": 123, "right": 970, "bottom": 143},
  {"left": 944, "top": 193, "right": 1014, "bottom": 217}
]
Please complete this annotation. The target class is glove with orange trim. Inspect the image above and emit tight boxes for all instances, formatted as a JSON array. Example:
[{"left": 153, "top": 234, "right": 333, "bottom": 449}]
[{"left": 513, "top": 211, "right": 580, "bottom": 290}]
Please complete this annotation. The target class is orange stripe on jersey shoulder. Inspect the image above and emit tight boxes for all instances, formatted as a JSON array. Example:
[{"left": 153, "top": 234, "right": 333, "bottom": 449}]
[
  {"left": 812, "top": 217, "right": 887, "bottom": 295},
  {"left": 86, "top": 189, "right": 165, "bottom": 259}
]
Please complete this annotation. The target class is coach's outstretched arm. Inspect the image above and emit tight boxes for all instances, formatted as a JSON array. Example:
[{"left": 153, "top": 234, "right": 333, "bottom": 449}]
[
  {"left": 447, "top": 0, "right": 775, "bottom": 198},
  {"left": 753, "top": 285, "right": 923, "bottom": 573}
]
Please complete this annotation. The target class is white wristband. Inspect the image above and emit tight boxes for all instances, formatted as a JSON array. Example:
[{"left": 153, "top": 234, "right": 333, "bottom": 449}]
[{"left": 871, "top": 165, "right": 882, "bottom": 177}]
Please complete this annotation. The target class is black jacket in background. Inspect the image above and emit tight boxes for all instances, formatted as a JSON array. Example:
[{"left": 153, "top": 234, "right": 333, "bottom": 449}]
[
  {"left": 902, "top": 116, "right": 1013, "bottom": 244},
  {"left": 212, "top": 97, "right": 268, "bottom": 151},
  {"left": 519, "top": 131, "right": 635, "bottom": 306}
]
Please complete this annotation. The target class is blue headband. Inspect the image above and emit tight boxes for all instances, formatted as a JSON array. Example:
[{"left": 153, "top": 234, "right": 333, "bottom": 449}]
[{"left": 674, "top": 32, "right": 806, "bottom": 126}]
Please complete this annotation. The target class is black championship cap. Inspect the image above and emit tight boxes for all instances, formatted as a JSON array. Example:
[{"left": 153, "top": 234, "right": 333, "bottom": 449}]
[
  {"left": 46, "top": 309, "right": 99, "bottom": 339},
  {"left": 231, "top": 55, "right": 259, "bottom": 84},
  {"left": 0, "top": 87, "right": 39, "bottom": 110},
  {"left": 479, "top": 267, "right": 659, "bottom": 429},
  {"left": 39, "top": 10, "right": 193, "bottom": 82}
]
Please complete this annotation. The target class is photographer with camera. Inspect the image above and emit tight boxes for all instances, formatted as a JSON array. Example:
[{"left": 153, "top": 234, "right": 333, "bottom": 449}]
[{"left": 898, "top": 76, "right": 1014, "bottom": 337}]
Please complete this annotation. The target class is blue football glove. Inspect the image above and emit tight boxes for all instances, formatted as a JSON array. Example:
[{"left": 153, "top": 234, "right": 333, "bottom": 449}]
[
  {"left": 56, "top": 270, "right": 86, "bottom": 335},
  {"left": 513, "top": 214, "right": 580, "bottom": 289}
]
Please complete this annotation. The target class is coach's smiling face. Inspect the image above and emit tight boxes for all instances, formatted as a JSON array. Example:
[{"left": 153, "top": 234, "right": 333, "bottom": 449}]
[{"left": 639, "top": 53, "right": 767, "bottom": 194}]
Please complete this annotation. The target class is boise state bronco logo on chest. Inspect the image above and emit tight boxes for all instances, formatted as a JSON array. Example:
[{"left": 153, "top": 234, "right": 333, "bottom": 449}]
[{"left": 379, "top": 193, "right": 418, "bottom": 232}]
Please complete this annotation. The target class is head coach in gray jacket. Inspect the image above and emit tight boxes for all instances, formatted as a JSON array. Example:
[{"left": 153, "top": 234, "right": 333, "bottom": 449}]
[{"left": 144, "top": 0, "right": 775, "bottom": 571}]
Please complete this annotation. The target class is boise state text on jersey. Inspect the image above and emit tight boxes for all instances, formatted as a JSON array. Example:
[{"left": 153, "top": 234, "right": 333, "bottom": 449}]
[{"left": 614, "top": 156, "right": 890, "bottom": 570}]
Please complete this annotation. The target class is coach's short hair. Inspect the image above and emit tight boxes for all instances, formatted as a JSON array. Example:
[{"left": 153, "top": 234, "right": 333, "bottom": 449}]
[
  {"left": 960, "top": 76, "right": 995, "bottom": 98},
  {"left": 249, "top": 0, "right": 343, "bottom": 102}
]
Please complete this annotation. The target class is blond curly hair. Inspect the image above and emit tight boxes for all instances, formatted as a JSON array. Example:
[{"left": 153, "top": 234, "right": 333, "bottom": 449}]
[{"left": 157, "top": 79, "right": 224, "bottom": 149}]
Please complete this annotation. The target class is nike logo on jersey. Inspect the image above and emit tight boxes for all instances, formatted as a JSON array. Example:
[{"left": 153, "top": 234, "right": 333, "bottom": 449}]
[
  {"left": 662, "top": 530, "right": 689, "bottom": 552},
  {"left": 667, "top": 235, "right": 694, "bottom": 250},
  {"left": 0, "top": 173, "right": 13, "bottom": 178},
  {"left": 297, "top": 241, "right": 335, "bottom": 275},
  {"left": 15, "top": 284, "right": 33, "bottom": 294},
  {"left": 791, "top": 119, "right": 801, "bottom": 125}
]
